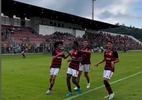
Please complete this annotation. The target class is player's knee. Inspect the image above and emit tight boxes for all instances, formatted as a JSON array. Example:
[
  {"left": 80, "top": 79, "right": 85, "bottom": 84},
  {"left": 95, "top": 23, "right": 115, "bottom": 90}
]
[
  {"left": 103, "top": 80, "right": 110, "bottom": 87},
  {"left": 103, "top": 80, "right": 107, "bottom": 84},
  {"left": 51, "top": 79, "right": 54, "bottom": 83},
  {"left": 50, "top": 78, "right": 52, "bottom": 81},
  {"left": 84, "top": 73, "right": 88, "bottom": 77},
  {"left": 51, "top": 77, "right": 55, "bottom": 83},
  {"left": 72, "top": 80, "right": 76, "bottom": 84},
  {"left": 72, "top": 78, "right": 77, "bottom": 84}
]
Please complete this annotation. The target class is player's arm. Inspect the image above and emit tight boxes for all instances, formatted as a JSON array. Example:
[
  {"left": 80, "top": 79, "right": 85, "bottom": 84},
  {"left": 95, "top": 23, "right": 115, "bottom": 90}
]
[
  {"left": 52, "top": 51, "right": 63, "bottom": 60},
  {"left": 67, "top": 51, "right": 83, "bottom": 62},
  {"left": 112, "top": 58, "right": 119, "bottom": 63},
  {"left": 63, "top": 54, "right": 70, "bottom": 59},
  {"left": 68, "top": 57, "right": 83, "bottom": 62},
  {"left": 111, "top": 51, "right": 119, "bottom": 67},
  {"left": 66, "top": 50, "right": 72, "bottom": 58},
  {"left": 94, "top": 58, "right": 105, "bottom": 67},
  {"left": 52, "top": 54, "right": 61, "bottom": 60}
]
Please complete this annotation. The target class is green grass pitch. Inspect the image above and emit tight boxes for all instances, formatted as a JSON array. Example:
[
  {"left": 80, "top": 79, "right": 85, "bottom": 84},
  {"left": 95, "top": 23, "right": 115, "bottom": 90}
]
[{"left": 2, "top": 51, "right": 142, "bottom": 100}]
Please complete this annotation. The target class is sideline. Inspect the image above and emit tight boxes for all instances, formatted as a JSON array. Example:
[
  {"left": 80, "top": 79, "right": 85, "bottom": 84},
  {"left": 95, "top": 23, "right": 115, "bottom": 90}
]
[{"left": 64, "top": 71, "right": 142, "bottom": 100}]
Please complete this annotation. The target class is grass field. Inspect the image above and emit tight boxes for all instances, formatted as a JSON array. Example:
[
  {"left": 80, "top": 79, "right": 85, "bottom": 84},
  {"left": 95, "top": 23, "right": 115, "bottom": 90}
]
[{"left": 2, "top": 51, "right": 142, "bottom": 100}]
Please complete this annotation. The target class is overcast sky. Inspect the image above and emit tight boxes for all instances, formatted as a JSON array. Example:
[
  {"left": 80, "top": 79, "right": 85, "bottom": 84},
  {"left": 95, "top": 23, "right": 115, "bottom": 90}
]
[{"left": 16, "top": 0, "right": 142, "bottom": 28}]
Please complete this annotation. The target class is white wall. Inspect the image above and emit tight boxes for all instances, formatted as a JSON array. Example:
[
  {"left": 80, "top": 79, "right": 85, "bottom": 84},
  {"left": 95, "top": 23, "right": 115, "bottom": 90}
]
[
  {"left": 1, "top": 16, "right": 10, "bottom": 25},
  {"left": 76, "top": 30, "right": 85, "bottom": 37},
  {"left": 39, "top": 25, "right": 85, "bottom": 37},
  {"left": 1, "top": 16, "right": 21, "bottom": 26},
  {"left": 39, "top": 25, "right": 74, "bottom": 35},
  {"left": 14, "top": 18, "right": 21, "bottom": 26},
  {"left": 54, "top": 27, "right": 73, "bottom": 33},
  {"left": 39, "top": 25, "right": 54, "bottom": 35},
  {"left": 25, "top": 20, "right": 30, "bottom": 27}
]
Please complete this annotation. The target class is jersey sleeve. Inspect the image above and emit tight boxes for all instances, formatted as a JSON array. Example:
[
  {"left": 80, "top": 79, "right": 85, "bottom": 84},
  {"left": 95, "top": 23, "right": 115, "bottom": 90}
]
[
  {"left": 113, "top": 51, "right": 119, "bottom": 58},
  {"left": 52, "top": 50, "right": 56, "bottom": 56}
]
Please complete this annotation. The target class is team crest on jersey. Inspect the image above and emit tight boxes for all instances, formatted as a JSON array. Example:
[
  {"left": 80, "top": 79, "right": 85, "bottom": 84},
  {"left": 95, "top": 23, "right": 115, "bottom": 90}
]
[
  {"left": 105, "top": 51, "right": 113, "bottom": 56},
  {"left": 72, "top": 51, "right": 78, "bottom": 59},
  {"left": 56, "top": 51, "right": 62, "bottom": 58},
  {"left": 109, "top": 52, "right": 112, "bottom": 56},
  {"left": 73, "top": 51, "right": 77, "bottom": 55}
]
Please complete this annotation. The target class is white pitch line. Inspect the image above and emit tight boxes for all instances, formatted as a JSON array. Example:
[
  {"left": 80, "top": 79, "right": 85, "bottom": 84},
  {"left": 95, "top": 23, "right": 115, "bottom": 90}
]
[{"left": 64, "top": 71, "right": 142, "bottom": 100}]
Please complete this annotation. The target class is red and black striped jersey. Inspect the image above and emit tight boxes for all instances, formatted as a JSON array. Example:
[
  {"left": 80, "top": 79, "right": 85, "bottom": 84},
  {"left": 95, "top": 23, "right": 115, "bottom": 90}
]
[
  {"left": 104, "top": 50, "right": 119, "bottom": 72},
  {"left": 69, "top": 50, "right": 82, "bottom": 70},
  {"left": 81, "top": 47, "right": 91, "bottom": 64},
  {"left": 50, "top": 50, "right": 65, "bottom": 68}
]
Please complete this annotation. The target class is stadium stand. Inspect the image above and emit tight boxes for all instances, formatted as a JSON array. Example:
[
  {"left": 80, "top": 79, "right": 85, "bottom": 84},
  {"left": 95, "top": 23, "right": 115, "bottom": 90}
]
[
  {"left": 1, "top": 0, "right": 142, "bottom": 54},
  {"left": 1, "top": 24, "right": 142, "bottom": 54}
]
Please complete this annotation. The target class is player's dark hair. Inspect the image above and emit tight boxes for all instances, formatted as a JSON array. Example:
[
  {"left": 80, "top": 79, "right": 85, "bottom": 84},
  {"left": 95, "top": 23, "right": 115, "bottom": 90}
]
[
  {"left": 54, "top": 41, "right": 63, "bottom": 48},
  {"left": 73, "top": 41, "right": 79, "bottom": 47},
  {"left": 107, "top": 40, "right": 114, "bottom": 44}
]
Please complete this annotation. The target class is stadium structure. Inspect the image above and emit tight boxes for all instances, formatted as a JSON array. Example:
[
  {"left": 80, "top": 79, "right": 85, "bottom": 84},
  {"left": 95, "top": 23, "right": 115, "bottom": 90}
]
[{"left": 1, "top": 0, "right": 142, "bottom": 54}]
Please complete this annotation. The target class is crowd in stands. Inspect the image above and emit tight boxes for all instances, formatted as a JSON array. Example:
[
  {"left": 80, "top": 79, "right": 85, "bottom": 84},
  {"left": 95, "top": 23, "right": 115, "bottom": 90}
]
[
  {"left": 83, "top": 32, "right": 142, "bottom": 51},
  {"left": 1, "top": 25, "right": 49, "bottom": 53},
  {"left": 103, "top": 33, "right": 142, "bottom": 50},
  {"left": 1, "top": 25, "right": 142, "bottom": 54}
]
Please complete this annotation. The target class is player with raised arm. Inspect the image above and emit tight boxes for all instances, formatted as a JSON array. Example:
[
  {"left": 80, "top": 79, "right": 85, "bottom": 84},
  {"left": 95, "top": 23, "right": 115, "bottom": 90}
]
[
  {"left": 74, "top": 40, "right": 91, "bottom": 90},
  {"left": 46, "top": 41, "right": 69, "bottom": 95},
  {"left": 66, "top": 41, "right": 82, "bottom": 97},
  {"left": 94, "top": 41, "right": 119, "bottom": 99}
]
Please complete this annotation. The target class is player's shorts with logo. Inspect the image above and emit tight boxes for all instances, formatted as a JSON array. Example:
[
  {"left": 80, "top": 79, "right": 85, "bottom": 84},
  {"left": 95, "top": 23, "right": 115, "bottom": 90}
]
[
  {"left": 67, "top": 68, "right": 78, "bottom": 77},
  {"left": 50, "top": 68, "right": 60, "bottom": 76},
  {"left": 103, "top": 70, "right": 113, "bottom": 79}
]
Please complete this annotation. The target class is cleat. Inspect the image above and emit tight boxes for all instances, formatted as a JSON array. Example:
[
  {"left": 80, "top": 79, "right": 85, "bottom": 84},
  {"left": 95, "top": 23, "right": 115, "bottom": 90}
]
[
  {"left": 86, "top": 83, "right": 90, "bottom": 89},
  {"left": 66, "top": 92, "right": 73, "bottom": 97},
  {"left": 77, "top": 88, "right": 82, "bottom": 94},
  {"left": 46, "top": 90, "right": 51, "bottom": 95},
  {"left": 109, "top": 93, "right": 115, "bottom": 99},
  {"left": 74, "top": 87, "right": 78, "bottom": 91}
]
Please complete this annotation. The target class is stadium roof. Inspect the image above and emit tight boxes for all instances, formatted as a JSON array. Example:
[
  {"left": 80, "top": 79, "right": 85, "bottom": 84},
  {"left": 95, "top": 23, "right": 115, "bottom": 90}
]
[{"left": 2, "top": 0, "right": 118, "bottom": 30}]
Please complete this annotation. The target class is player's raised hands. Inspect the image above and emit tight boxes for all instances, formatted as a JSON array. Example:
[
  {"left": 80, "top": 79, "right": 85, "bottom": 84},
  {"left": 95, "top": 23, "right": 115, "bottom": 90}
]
[{"left": 94, "top": 59, "right": 105, "bottom": 68}]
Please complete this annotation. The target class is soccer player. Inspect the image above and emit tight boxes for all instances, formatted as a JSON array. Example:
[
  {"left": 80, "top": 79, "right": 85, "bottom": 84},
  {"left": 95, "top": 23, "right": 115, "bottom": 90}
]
[
  {"left": 74, "top": 40, "right": 91, "bottom": 90},
  {"left": 94, "top": 41, "right": 119, "bottom": 99},
  {"left": 21, "top": 43, "right": 26, "bottom": 58},
  {"left": 46, "top": 41, "right": 69, "bottom": 94},
  {"left": 66, "top": 41, "right": 82, "bottom": 96}
]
